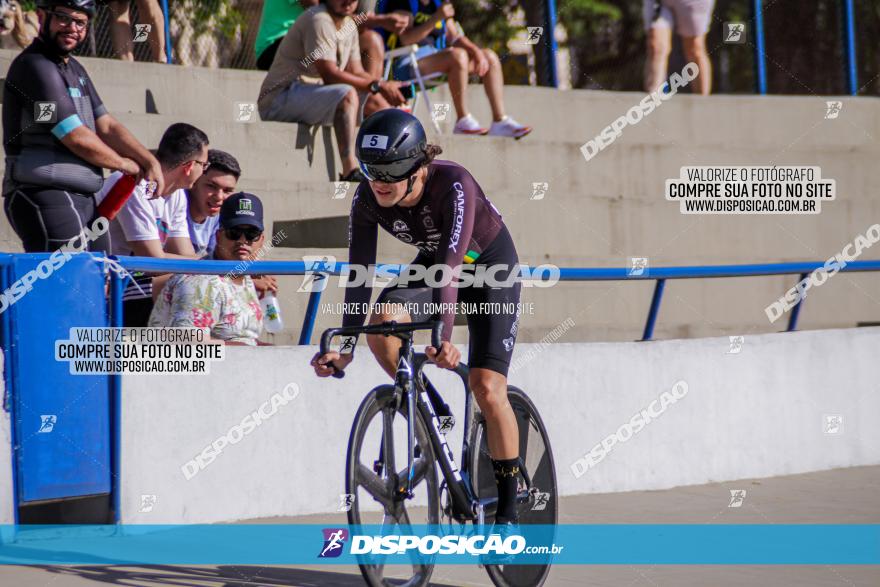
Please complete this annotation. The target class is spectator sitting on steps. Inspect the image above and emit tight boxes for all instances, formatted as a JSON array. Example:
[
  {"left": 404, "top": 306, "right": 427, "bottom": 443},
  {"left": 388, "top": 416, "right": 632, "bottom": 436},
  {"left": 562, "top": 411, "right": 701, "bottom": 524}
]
[{"left": 149, "top": 192, "right": 273, "bottom": 346}]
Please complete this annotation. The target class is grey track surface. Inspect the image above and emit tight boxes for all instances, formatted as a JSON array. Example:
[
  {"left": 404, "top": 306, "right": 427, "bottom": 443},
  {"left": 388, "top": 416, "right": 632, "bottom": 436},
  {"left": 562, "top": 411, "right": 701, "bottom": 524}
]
[{"left": 2, "top": 465, "right": 878, "bottom": 586}]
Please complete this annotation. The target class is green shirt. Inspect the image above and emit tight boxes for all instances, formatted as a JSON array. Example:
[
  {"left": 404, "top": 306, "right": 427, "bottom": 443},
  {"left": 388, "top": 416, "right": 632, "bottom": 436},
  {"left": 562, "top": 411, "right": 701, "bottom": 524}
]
[{"left": 254, "top": 0, "right": 305, "bottom": 60}]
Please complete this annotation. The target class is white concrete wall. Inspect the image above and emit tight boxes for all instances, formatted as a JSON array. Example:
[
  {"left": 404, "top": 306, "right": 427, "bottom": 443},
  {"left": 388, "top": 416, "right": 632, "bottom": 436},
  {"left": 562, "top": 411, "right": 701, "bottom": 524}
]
[
  {"left": 0, "top": 352, "right": 14, "bottom": 524},
  {"left": 120, "top": 327, "right": 880, "bottom": 523}
]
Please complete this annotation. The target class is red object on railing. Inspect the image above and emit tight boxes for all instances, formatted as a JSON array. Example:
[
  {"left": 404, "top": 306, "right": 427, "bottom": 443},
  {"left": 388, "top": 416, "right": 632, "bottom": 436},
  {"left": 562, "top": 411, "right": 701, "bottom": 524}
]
[{"left": 96, "top": 174, "right": 138, "bottom": 221}]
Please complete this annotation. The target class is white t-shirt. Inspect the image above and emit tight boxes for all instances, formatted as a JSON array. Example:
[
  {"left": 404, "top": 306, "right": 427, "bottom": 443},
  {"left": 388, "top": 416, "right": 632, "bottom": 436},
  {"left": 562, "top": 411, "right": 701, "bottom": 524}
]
[
  {"left": 97, "top": 172, "right": 189, "bottom": 300},
  {"left": 187, "top": 212, "right": 220, "bottom": 257},
  {"left": 97, "top": 171, "right": 189, "bottom": 257}
]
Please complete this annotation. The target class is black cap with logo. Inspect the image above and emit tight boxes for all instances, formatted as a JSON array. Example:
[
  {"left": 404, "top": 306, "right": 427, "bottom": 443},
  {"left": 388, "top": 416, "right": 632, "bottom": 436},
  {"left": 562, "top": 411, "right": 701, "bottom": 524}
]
[{"left": 219, "top": 192, "right": 264, "bottom": 231}]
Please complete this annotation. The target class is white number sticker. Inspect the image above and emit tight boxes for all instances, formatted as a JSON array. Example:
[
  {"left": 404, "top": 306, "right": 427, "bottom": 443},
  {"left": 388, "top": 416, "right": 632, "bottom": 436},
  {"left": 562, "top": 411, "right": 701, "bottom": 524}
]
[{"left": 361, "top": 134, "right": 388, "bottom": 149}]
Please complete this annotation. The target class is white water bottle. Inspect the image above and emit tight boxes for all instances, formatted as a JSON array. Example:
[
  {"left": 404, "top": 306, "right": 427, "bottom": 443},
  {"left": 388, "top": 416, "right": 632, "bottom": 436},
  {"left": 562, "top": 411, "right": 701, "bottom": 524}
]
[{"left": 260, "top": 292, "right": 283, "bottom": 334}]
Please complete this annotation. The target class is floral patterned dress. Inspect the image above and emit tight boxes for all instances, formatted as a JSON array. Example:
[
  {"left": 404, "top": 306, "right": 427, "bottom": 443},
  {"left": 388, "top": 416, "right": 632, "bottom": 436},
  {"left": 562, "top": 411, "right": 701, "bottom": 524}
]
[{"left": 149, "top": 274, "right": 264, "bottom": 345}]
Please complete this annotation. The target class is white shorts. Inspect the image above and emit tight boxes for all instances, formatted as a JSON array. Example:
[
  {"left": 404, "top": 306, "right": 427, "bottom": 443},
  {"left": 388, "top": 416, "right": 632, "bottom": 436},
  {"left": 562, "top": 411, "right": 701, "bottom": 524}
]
[
  {"left": 263, "top": 81, "right": 366, "bottom": 126},
  {"left": 644, "top": 0, "right": 716, "bottom": 37}
]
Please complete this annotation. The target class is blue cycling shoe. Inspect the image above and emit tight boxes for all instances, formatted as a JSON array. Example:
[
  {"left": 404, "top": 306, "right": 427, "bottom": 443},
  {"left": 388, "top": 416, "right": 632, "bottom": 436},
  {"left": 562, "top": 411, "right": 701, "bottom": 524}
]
[{"left": 480, "top": 518, "right": 521, "bottom": 566}]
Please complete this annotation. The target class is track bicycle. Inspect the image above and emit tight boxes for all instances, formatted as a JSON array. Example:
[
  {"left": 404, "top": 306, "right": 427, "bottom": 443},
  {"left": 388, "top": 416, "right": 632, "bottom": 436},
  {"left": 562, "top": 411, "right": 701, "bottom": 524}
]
[{"left": 320, "top": 320, "right": 558, "bottom": 587}]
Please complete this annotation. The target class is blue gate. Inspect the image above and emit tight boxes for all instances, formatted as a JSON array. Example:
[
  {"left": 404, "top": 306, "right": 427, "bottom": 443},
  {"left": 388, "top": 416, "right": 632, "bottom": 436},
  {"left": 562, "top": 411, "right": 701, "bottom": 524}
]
[{"left": 1, "top": 253, "right": 111, "bottom": 507}]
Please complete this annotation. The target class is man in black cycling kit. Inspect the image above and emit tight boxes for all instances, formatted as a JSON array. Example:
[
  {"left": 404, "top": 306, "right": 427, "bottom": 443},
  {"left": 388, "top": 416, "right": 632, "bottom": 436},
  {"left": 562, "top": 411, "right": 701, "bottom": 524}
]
[
  {"left": 312, "top": 109, "right": 523, "bottom": 526},
  {"left": 2, "top": 0, "right": 162, "bottom": 252}
]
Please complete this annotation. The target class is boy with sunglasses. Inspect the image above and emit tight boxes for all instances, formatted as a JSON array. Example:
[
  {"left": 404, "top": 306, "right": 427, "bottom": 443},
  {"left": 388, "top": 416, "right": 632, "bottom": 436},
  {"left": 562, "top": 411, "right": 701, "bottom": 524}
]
[{"left": 149, "top": 193, "right": 272, "bottom": 346}]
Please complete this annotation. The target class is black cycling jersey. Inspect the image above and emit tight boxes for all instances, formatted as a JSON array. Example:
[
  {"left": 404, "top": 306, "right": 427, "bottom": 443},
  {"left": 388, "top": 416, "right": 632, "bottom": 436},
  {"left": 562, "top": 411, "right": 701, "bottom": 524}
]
[
  {"left": 2, "top": 37, "right": 107, "bottom": 195},
  {"left": 2, "top": 37, "right": 110, "bottom": 253},
  {"left": 343, "top": 160, "right": 521, "bottom": 375}
]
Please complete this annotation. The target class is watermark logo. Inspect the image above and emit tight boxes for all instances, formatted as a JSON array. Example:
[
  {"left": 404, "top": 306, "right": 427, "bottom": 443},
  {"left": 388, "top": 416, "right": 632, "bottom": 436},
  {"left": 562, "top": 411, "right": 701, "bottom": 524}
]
[
  {"left": 350, "top": 533, "right": 534, "bottom": 556},
  {"left": 0, "top": 216, "right": 110, "bottom": 317},
  {"left": 766, "top": 224, "right": 880, "bottom": 323},
  {"left": 181, "top": 383, "right": 300, "bottom": 479},
  {"left": 728, "top": 489, "right": 747, "bottom": 508},
  {"left": 431, "top": 103, "right": 451, "bottom": 123},
  {"left": 298, "top": 255, "right": 337, "bottom": 293},
  {"left": 139, "top": 494, "right": 158, "bottom": 512},
  {"left": 823, "top": 414, "right": 843, "bottom": 435},
  {"left": 666, "top": 166, "right": 835, "bottom": 215},
  {"left": 34, "top": 102, "right": 57, "bottom": 123},
  {"left": 525, "top": 26, "right": 543, "bottom": 45},
  {"left": 724, "top": 22, "right": 746, "bottom": 43},
  {"left": 824, "top": 101, "right": 842, "bottom": 120},
  {"left": 628, "top": 257, "right": 649, "bottom": 277},
  {"left": 581, "top": 62, "right": 698, "bottom": 163},
  {"left": 225, "top": 228, "right": 287, "bottom": 280},
  {"left": 728, "top": 335, "right": 744, "bottom": 354},
  {"left": 319, "top": 528, "right": 348, "bottom": 558},
  {"left": 510, "top": 317, "right": 575, "bottom": 374},
  {"left": 332, "top": 181, "right": 350, "bottom": 200},
  {"left": 235, "top": 102, "right": 257, "bottom": 123},
  {"left": 339, "top": 336, "right": 357, "bottom": 355},
  {"left": 571, "top": 381, "right": 689, "bottom": 478},
  {"left": 531, "top": 182, "right": 549, "bottom": 200},
  {"left": 133, "top": 24, "right": 151, "bottom": 42},
  {"left": 38, "top": 415, "right": 57, "bottom": 433},
  {"left": 337, "top": 493, "right": 355, "bottom": 512},
  {"left": 531, "top": 491, "right": 550, "bottom": 511},
  {"left": 438, "top": 415, "right": 455, "bottom": 433},
  {"left": 302, "top": 12, "right": 369, "bottom": 68}
]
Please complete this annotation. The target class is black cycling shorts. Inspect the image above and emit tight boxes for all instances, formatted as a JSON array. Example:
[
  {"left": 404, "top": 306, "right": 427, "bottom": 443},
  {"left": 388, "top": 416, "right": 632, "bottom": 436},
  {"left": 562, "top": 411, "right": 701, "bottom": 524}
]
[
  {"left": 3, "top": 187, "right": 110, "bottom": 253},
  {"left": 376, "top": 226, "right": 522, "bottom": 377}
]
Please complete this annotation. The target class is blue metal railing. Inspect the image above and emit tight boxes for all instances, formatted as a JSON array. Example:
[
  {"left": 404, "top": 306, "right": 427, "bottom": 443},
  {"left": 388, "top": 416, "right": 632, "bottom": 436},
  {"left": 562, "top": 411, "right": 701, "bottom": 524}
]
[
  {"left": 842, "top": 0, "right": 858, "bottom": 95},
  {"left": 112, "top": 256, "right": 880, "bottom": 344},
  {"left": 161, "top": 0, "right": 172, "bottom": 64},
  {"left": 752, "top": 0, "right": 768, "bottom": 95},
  {"left": 751, "top": 0, "right": 858, "bottom": 96}
]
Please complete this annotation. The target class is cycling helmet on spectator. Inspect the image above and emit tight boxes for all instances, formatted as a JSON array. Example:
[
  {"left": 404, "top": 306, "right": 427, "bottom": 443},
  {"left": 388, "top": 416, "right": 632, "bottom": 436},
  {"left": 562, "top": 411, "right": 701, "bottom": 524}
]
[
  {"left": 36, "top": 0, "right": 96, "bottom": 17},
  {"left": 356, "top": 109, "right": 428, "bottom": 183}
]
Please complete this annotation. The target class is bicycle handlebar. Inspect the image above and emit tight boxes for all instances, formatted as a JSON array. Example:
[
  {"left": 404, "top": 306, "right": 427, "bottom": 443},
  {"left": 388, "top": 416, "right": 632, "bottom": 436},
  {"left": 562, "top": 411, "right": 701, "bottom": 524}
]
[{"left": 319, "top": 320, "right": 444, "bottom": 379}]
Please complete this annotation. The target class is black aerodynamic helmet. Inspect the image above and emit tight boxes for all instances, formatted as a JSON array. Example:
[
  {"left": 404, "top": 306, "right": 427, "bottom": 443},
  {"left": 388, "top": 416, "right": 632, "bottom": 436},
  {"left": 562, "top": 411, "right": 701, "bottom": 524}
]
[
  {"left": 356, "top": 109, "right": 428, "bottom": 183},
  {"left": 36, "top": 0, "right": 96, "bottom": 17}
]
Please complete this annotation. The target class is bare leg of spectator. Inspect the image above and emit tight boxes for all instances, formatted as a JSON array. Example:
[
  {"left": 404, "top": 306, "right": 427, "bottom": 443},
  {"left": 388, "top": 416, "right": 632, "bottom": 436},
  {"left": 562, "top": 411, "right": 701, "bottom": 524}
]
[
  {"left": 415, "top": 47, "right": 470, "bottom": 121},
  {"left": 473, "top": 47, "right": 505, "bottom": 122},
  {"left": 364, "top": 92, "right": 392, "bottom": 117},
  {"left": 334, "top": 88, "right": 359, "bottom": 177},
  {"left": 135, "top": 0, "right": 167, "bottom": 63},
  {"left": 681, "top": 34, "right": 711, "bottom": 95},
  {"left": 108, "top": 0, "right": 134, "bottom": 61},
  {"left": 644, "top": 25, "right": 671, "bottom": 93},
  {"left": 359, "top": 29, "right": 385, "bottom": 80}
]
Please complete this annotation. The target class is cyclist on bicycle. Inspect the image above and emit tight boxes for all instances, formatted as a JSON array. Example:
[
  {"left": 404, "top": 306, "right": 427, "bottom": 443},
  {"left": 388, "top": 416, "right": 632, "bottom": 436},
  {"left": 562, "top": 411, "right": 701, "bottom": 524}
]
[{"left": 312, "top": 109, "right": 523, "bottom": 526}]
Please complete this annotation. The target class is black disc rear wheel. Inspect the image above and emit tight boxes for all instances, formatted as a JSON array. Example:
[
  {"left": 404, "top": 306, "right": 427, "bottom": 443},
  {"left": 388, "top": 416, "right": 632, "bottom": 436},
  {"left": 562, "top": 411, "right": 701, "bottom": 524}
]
[{"left": 470, "top": 386, "right": 558, "bottom": 587}]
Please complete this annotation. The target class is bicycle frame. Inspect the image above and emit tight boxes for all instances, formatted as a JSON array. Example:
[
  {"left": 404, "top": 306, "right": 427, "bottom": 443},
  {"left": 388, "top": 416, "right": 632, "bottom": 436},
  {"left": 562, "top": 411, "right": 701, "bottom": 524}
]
[{"left": 321, "top": 320, "right": 531, "bottom": 525}]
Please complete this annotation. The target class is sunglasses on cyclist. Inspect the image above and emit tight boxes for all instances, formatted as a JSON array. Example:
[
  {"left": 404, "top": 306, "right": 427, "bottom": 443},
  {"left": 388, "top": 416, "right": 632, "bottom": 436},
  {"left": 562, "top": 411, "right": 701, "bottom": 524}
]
[
  {"left": 224, "top": 227, "right": 262, "bottom": 242},
  {"left": 359, "top": 160, "right": 417, "bottom": 184},
  {"left": 48, "top": 10, "right": 89, "bottom": 31}
]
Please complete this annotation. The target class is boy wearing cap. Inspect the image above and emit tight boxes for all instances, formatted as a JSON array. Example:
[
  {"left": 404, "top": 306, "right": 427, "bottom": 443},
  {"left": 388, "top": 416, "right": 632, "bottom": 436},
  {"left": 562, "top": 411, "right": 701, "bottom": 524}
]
[{"left": 148, "top": 193, "right": 272, "bottom": 346}]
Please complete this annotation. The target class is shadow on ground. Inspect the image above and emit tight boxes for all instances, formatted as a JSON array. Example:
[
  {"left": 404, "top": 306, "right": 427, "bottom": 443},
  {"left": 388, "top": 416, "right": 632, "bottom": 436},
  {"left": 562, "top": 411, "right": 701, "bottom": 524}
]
[{"left": 37, "top": 564, "right": 458, "bottom": 586}]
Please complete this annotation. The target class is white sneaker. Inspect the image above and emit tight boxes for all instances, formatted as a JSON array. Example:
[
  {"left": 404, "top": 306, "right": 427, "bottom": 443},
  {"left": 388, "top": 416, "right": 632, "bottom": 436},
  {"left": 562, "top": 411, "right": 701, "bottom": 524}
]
[
  {"left": 488, "top": 116, "right": 532, "bottom": 139},
  {"left": 453, "top": 114, "right": 488, "bottom": 135}
]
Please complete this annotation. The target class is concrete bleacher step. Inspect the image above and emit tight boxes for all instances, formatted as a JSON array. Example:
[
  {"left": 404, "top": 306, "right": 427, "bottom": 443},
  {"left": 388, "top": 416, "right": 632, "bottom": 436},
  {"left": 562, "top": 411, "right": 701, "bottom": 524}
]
[
  {"left": 2, "top": 50, "right": 879, "bottom": 344},
  {"left": 5, "top": 50, "right": 878, "bottom": 150}
]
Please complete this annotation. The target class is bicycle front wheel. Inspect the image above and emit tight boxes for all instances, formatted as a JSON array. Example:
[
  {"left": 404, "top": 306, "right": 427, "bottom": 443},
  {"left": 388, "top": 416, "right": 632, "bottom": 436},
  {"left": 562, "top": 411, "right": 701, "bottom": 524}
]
[
  {"left": 346, "top": 384, "right": 440, "bottom": 587},
  {"left": 470, "top": 385, "right": 558, "bottom": 587}
]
